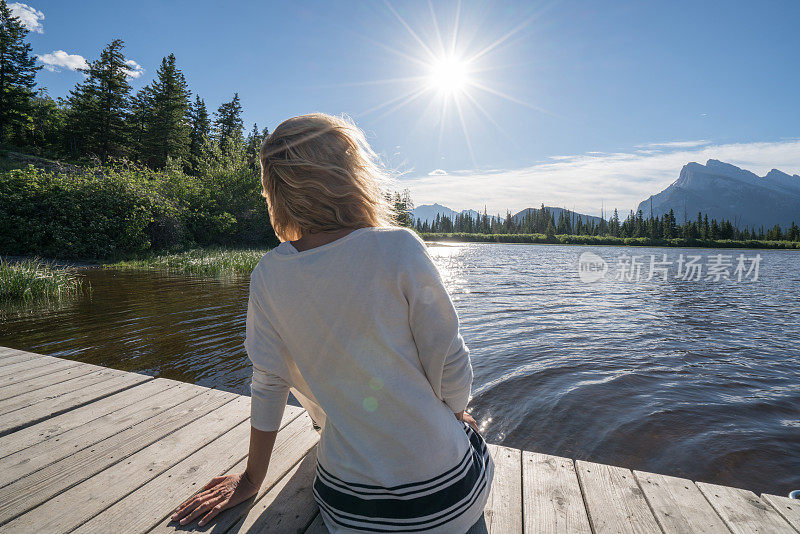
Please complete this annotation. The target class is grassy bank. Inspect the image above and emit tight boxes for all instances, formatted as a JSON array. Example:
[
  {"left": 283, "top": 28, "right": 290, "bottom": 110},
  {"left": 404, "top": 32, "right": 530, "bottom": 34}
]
[
  {"left": 0, "top": 258, "right": 88, "bottom": 302},
  {"left": 419, "top": 232, "right": 800, "bottom": 249},
  {"left": 107, "top": 248, "right": 270, "bottom": 277}
]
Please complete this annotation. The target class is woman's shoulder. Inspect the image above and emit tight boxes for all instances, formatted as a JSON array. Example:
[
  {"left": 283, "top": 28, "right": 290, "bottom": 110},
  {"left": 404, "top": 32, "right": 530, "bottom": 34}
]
[
  {"left": 369, "top": 226, "right": 427, "bottom": 250},
  {"left": 249, "top": 248, "right": 281, "bottom": 285}
]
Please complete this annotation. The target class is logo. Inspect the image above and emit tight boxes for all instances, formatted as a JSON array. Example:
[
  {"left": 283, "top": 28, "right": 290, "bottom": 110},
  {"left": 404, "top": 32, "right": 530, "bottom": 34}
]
[{"left": 577, "top": 251, "right": 608, "bottom": 283}]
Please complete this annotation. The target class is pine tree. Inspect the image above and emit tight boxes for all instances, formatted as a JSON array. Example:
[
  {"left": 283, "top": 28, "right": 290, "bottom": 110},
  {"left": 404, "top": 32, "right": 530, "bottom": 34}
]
[
  {"left": 244, "top": 122, "right": 264, "bottom": 172},
  {"left": 129, "top": 86, "right": 154, "bottom": 159},
  {"left": 65, "top": 39, "right": 133, "bottom": 161},
  {"left": 214, "top": 92, "right": 244, "bottom": 155},
  {"left": 28, "top": 88, "right": 63, "bottom": 152},
  {"left": 187, "top": 95, "right": 211, "bottom": 174},
  {"left": 139, "top": 54, "right": 191, "bottom": 168},
  {"left": 0, "top": 0, "right": 41, "bottom": 143}
]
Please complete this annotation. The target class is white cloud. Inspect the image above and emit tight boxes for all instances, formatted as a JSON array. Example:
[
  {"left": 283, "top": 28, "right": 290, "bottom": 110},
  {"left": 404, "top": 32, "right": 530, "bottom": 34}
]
[
  {"left": 427, "top": 169, "right": 447, "bottom": 176},
  {"left": 9, "top": 3, "right": 44, "bottom": 33},
  {"left": 637, "top": 139, "right": 710, "bottom": 149},
  {"left": 401, "top": 140, "right": 800, "bottom": 216},
  {"left": 37, "top": 50, "right": 88, "bottom": 72},
  {"left": 123, "top": 59, "right": 144, "bottom": 79}
]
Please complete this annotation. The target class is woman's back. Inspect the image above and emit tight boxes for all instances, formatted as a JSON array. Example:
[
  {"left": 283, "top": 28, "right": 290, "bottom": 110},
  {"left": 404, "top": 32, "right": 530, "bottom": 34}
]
[{"left": 246, "top": 226, "right": 494, "bottom": 533}]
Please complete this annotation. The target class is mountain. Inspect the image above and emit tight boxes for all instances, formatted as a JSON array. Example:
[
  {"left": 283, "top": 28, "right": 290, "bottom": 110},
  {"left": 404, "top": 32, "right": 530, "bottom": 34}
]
[
  {"left": 411, "top": 203, "right": 602, "bottom": 225},
  {"left": 410, "top": 203, "right": 460, "bottom": 224},
  {"left": 512, "top": 206, "right": 604, "bottom": 225},
  {"left": 637, "top": 160, "right": 800, "bottom": 229}
]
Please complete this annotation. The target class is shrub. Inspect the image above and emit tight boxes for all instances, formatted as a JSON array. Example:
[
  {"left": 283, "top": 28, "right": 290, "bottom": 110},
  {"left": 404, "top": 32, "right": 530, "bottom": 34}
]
[{"left": 0, "top": 162, "right": 279, "bottom": 260}]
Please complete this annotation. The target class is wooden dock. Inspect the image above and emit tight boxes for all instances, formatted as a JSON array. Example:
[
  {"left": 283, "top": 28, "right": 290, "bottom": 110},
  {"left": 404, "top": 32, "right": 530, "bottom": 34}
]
[{"left": 0, "top": 346, "right": 797, "bottom": 533}]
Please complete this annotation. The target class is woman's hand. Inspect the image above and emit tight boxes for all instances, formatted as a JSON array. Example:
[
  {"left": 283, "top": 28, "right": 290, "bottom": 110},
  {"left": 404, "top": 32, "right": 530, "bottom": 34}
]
[
  {"left": 455, "top": 410, "right": 480, "bottom": 433},
  {"left": 170, "top": 472, "right": 261, "bottom": 527}
]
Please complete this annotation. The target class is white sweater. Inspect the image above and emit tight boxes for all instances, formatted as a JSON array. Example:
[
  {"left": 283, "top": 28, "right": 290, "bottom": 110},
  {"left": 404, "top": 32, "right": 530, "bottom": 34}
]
[{"left": 245, "top": 226, "right": 493, "bottom": 533}]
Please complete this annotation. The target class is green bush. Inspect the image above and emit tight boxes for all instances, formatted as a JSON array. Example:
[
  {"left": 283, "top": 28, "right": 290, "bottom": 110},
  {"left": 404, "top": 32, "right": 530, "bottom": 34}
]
[{"left": 0, "top": 163, "right": 278, "bottom": 260}]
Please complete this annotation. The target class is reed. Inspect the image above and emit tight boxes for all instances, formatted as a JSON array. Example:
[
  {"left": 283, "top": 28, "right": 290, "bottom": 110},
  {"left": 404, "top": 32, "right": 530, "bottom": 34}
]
[
  {"left": 0, "top": 258, "right": 86, "bottom": 302},
  {"left": 107, "top": 248, "right": 270, "bottom": 277}
]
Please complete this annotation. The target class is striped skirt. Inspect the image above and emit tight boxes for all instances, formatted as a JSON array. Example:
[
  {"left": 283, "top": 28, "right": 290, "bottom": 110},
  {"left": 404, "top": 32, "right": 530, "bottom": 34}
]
[{"left": 313, "top": 422, "right": 494, "bottom": 533}]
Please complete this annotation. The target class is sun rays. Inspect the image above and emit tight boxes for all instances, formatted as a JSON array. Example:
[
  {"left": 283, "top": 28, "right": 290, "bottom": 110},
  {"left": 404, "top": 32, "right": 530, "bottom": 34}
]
[{"left": 352, "top": 1, "right": 545, "bottom": 167}]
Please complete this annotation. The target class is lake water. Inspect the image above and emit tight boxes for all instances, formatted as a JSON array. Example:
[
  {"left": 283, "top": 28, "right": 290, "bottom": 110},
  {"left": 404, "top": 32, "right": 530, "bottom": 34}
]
[{"left": 2, "top": 243, "right": 798, "bottom": 495}]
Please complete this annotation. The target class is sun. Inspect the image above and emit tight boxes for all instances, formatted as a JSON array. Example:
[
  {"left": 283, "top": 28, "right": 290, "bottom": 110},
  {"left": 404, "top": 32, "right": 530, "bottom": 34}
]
[
  {"left": 428, "top": 56, "right": 470, "bottom": 95},
  {"left": 351, "top": 2, "right": 545, "bottom": 166}
]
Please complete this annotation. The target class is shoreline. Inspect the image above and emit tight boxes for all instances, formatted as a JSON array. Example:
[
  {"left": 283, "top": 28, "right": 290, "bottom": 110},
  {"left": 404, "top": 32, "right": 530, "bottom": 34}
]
[{"left": 419, "top": 233, "right": 800, "bottom": 251}]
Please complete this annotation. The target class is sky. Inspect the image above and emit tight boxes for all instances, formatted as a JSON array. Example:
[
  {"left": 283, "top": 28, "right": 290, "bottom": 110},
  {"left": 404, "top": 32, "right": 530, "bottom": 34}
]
[{"left": 11, "top": 0, "right": 800, "bottom": 216}]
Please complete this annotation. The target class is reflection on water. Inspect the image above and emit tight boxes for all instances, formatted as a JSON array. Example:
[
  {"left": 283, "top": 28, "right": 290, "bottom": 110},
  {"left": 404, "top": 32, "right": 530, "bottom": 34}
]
[{"left": 1, "top": 244, "right": 798, "bottom": 495}]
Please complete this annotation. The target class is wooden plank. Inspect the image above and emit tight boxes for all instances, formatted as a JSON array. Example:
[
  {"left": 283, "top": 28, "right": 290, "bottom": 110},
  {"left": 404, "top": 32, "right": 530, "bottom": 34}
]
[
  {"left": 0, "top": 357, "right": 83, "bottom": 390},
  {"left": 697, "top": 482, "right": 795, "bottom": 534},
  {"left": 77, "top": 407, "right": 310, "bottom": 533},
  {"left": 157, "top": 411, "right": 319, "bottom": 533},
  {"left": 0, "top": 348, "right": 43, "bottom": 366},
  {"left": 229, "top": 446, "right": 320, "bottom": 534},
  {"left": 0, "top": 370, "right": 153, "bottom": 436},
  {"left": 484, "top": 444, "right": 522, "bottom": 533},
  {"left": 0, "top": 388, "right": 237, "bottom": 525},
  {"left": 0, "top": 367, "right": 124, "bottom": 415},
  {"left": 0, "top": 361, "right": 100, "bottom": 401},
  {"left": 0, "top": 380, "right": 195, "bottom": 486},
  {"left": 3, "top": 397, "right": 249, "bottom": 533},
  {"left": 761, "top": 494, "right": 800, "bottom": 532},
  {"left": 0, "top": 377, "right": 184, "bottom": 458},
  {"left": 0, "top": 354, "right": 68, "bottom": 379},
  {"left": 575, "top": 460, "right": 662, "bottom": 534},
  {"left": 1, "top": 397, "right": 251, "bottom": 533},
  {"left": 522, "top": 451, "right": 591, "bottom": 534},
  {"left": 633, "top": 470, "right": 730, "bottom": 533}
]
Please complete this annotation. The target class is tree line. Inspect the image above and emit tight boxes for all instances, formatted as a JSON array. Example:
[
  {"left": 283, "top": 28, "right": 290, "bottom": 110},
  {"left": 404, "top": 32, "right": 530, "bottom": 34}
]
[
  {"left": 415, "top": 205, "right": 800, "bottom": 242},
  {"left": 0, "top": 2, "right": 263, "bottom": 174}
]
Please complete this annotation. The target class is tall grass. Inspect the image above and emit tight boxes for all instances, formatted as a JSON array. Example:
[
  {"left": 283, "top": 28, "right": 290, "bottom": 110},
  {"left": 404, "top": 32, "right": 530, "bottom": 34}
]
[
  {"left": 0, "top": 258, "right": 87, "bottom": 302},
  {"left": 107, "top": 248, "right": 270, "bottom": 277}
]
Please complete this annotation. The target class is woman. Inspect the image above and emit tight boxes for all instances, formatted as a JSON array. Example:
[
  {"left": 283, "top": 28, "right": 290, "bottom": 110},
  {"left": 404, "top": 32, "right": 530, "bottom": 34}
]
[{"left": 171, "top": 113, "right": 494, "bottom": 533}]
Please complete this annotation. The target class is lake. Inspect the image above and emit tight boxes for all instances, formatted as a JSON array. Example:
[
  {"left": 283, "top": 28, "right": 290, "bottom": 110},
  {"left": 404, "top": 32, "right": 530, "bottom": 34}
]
[{"left": 1, "top": 243, "right": 798, "bottom": 495}]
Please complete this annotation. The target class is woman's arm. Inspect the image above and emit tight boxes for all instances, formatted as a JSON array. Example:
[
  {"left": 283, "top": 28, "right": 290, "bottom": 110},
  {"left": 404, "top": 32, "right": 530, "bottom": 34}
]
[
  {"left": 170, "top": 425, "right": 277, "bottom": 526},
  {"left": 400, "top": 232, "right": 474, "bottom": 414}
]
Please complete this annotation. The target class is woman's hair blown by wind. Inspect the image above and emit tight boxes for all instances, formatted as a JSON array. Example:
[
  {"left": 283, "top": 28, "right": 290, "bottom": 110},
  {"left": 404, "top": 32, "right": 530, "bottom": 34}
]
[{"left": 259, "top": 113, "right": 396, "bottom": 242}]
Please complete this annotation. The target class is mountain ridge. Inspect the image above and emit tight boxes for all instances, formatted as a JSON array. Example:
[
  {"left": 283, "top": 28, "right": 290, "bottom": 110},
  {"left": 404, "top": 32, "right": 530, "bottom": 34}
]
[{"left": 636, "top": 159, "right": 800, "bottom": 228}]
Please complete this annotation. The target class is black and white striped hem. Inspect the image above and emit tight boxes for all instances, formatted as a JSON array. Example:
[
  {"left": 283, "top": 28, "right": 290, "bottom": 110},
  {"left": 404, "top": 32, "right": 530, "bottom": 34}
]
[{"left": 313, "top": 422, "right": 494, "bottom": 533}]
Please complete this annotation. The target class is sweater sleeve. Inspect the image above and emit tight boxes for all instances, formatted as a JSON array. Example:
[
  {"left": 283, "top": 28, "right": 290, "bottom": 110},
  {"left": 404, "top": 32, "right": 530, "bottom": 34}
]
[
  {"left": 400, "top": 231, "right": 473, "bottom": 413},
  {"left": 245, "top": 267, "right": 291, "bottom": 432}
]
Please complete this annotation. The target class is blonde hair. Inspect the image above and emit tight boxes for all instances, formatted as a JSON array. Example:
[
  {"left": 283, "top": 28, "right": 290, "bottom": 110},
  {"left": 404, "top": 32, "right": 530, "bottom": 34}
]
[{"left": 259, "top": 113, "right": 396, "bottom": 242}]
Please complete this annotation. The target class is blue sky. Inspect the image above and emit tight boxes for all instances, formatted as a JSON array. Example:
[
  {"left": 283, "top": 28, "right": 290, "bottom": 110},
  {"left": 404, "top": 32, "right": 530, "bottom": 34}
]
[{"left": 13, "top": 0, "right": 800, "bottom": 215}]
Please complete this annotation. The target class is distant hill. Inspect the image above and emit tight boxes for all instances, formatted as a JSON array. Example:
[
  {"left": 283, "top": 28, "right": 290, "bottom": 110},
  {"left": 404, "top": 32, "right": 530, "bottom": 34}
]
[
  {"left": 411, "top": 203, "right": 602, "bottom": 226},
  {"left": 637, "top": 159, "right": 800, "bottom": 229},
  {"left": 411, "top": 203, "right": 460, "bottom": 224}
]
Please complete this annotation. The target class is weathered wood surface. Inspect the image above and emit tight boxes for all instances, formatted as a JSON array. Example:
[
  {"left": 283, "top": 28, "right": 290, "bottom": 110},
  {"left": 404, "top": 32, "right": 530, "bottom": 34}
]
[
  {"left": 575, "top": 460, "right": 663, "bottom": 534},
  {"left": 0, "top": 368, "right": 152, "bottom": 437},
  {"left": 697, "top": 482, "right": 795, "bottom": 534},
  {"left": 634, "top": 470, "right": 731, "bottom": 533},
  {"left": 762, "top": 493, "right": 800, "bottom": 532},
  {"left": 0, "top": 347, "right": 795, "bottom": 534},
  {"left": 0, "top": 347, "right": 41, "bottom": 366},
  {"left": 484, "top": 443, "right": 523, "bottom": 533},
  {"left": 0, "top": 356, "right": 82, "bottom": 388},
  {"left": 523, "top": 451, "right": 591, "bottom": 534}
]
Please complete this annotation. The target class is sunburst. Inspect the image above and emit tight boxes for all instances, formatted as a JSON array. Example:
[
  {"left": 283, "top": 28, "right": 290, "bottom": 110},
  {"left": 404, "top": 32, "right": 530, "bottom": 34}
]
[{"left": 352, "top": 1, "right": 547, "bottom": 167}]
